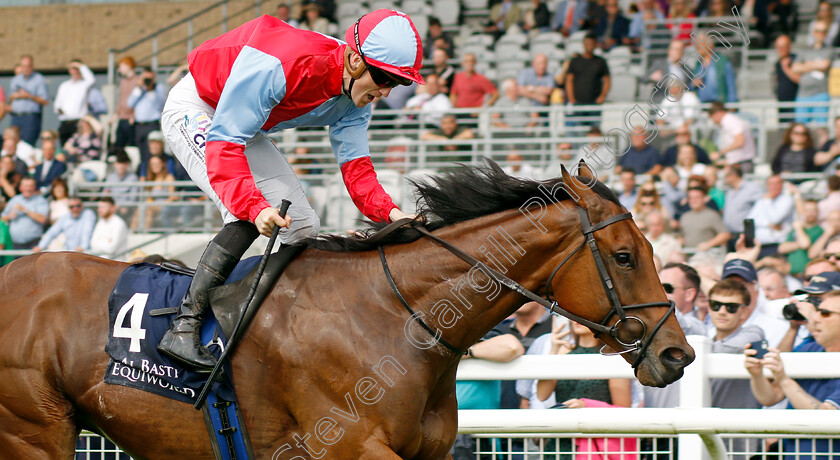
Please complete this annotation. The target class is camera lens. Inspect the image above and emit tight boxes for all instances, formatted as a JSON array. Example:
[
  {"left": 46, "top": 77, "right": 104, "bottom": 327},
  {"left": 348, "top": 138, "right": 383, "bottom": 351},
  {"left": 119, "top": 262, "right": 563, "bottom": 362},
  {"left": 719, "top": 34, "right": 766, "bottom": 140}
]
[{"left": 783, "top": 303, "right": 806, "bottom": 321}]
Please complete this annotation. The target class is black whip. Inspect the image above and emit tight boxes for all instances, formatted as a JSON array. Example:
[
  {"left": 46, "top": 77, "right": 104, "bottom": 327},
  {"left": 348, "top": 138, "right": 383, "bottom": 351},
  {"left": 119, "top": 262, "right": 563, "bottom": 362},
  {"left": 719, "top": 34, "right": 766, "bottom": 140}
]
[{"left": 194, "top": 199, "right": 291, "bottom": 409}]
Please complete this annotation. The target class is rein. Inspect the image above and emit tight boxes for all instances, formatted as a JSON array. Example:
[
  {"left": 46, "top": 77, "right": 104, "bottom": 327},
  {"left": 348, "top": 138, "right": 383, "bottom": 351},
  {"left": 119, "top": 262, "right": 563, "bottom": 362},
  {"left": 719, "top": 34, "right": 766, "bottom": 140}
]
[{"left": 374, "top": 208, "right": 674, "bottom": 368}]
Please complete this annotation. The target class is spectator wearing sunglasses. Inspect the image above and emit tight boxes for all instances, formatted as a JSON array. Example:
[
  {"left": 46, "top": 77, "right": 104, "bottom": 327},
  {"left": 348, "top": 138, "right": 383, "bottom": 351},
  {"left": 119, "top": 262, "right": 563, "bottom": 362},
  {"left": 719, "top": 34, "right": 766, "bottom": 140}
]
[
  {"left": 31, "top": 196, "right": 95, "bottom": 253},
  {"left": 776, "top": 271, "right": 840, "bottom": 352},
  {"left": 720, "top": 259, "right": 790, "bottom": 347},
  {"left": 708, "top": 279, "right": 764, "bottom": 452},
  {"left": 745, "top": 291, "right": 840, "bottom": 457},
  {"left": 659, "top": 263, "right": 707, "bottom": 335},
  {"left": 156, "top": 10, "right": 422, "bottom": 371},
  {"left": 643, "top": 262, "right": 705, "bottom": 454}
]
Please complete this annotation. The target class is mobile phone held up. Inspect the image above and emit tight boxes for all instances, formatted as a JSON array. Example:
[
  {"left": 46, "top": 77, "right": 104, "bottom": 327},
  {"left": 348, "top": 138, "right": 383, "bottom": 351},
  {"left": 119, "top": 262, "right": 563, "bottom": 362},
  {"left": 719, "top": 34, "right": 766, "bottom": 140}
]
[
  {"left": 748, "top": 340, "right": 769, "bottom": 359},
  {"left": 744, "top": 219, "right": 755, "bottom": 248}
]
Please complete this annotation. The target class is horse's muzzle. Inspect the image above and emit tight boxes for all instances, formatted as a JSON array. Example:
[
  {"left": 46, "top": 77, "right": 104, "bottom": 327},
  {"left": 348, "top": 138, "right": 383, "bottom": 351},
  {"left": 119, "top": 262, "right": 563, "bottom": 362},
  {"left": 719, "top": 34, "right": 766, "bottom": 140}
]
[{"left": 636, "top": 344, "right": 695, "bottom": 387}]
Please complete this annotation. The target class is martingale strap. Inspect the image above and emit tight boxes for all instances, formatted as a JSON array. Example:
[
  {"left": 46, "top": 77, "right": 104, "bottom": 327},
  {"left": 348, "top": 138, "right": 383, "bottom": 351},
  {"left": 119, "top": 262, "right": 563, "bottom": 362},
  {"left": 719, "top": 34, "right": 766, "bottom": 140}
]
[{"left": 379, "top": 246, "right": 463, "bottom": 355}]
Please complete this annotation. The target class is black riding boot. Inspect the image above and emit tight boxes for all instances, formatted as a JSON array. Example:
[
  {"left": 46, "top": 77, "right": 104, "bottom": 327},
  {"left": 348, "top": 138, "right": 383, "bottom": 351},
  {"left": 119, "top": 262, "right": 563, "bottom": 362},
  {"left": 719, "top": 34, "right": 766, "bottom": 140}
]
[{"left": 158, "top": 221, "right": 259, "bottom": 371}]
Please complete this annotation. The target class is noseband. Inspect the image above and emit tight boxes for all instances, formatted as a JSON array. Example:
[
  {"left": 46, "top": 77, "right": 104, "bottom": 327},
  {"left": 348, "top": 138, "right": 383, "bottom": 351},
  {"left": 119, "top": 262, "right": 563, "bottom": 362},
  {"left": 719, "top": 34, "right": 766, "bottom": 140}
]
[{"left": 379, "top": 206, "right": 675, "bottom": 369}]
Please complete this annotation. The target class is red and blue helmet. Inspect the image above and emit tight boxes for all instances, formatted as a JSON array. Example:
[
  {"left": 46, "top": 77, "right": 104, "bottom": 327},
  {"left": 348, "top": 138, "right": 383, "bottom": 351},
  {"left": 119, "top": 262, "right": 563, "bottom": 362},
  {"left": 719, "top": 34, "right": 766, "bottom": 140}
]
[{"left": 346, "top": 9, "right": 425, "bottom": 85}]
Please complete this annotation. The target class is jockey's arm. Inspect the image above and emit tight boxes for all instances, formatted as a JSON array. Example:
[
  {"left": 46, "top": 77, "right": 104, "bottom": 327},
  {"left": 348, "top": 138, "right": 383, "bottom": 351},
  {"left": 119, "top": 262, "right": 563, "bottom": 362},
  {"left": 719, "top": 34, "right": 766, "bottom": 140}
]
[
  {"left": 331, "top": 113, "right": 402, "bottom": 223},
  {"left": 204, "top": 52, "right": 285, "bottom": 225}
]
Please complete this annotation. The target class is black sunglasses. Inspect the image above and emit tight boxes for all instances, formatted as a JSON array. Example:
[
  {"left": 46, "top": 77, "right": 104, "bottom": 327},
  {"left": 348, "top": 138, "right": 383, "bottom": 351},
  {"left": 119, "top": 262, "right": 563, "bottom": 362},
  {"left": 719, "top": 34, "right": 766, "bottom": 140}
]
[
  {"left": 823, "top": 252, "right": 840, "bottom": 260},
  {"left": 709, "top": 300, "right": 744, "bottom": 314},
  {"left": 367, "top": 65, "right": 411, "bottom": 88},
  {"left": 353, "top": 17, "right": 412, "bottom": 89}
]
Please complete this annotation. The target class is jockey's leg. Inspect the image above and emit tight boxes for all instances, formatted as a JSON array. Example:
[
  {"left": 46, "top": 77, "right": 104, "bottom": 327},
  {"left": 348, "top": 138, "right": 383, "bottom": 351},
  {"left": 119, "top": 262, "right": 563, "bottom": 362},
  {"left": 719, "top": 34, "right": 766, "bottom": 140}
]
[{"left": 158, "top": 220, "right": 259, "bottom": 371}]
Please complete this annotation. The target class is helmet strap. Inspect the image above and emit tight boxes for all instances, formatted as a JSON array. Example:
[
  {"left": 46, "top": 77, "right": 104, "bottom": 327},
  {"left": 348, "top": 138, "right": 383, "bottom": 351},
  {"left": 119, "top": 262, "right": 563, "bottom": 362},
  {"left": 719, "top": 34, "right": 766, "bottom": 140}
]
[{"left": 343, "top": 48, "right": 366, "bottom": 97}]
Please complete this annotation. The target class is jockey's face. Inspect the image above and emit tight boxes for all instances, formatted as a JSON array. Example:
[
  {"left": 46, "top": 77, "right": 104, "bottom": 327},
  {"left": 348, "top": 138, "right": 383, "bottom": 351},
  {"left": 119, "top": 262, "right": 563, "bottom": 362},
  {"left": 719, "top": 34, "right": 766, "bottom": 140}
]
[{"left": 350, "top": 68, "right": 394, "bottom": 108}]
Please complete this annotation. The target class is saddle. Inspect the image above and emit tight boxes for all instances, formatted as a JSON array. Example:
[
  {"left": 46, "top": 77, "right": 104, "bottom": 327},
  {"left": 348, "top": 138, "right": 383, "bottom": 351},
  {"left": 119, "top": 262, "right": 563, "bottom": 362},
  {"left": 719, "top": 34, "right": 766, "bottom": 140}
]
[
  {"left": 155, "top": 244, "right": 303, "bottom": 340},
  {"left": 209, "top": 244, "right": 303, "bottom": 339}
]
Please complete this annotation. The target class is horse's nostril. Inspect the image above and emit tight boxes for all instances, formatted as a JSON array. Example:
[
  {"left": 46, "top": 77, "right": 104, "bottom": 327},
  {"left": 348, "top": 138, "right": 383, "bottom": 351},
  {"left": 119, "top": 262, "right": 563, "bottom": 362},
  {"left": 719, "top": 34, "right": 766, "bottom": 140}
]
[
  {"left": 661, "top": 347, "right": 690, "bottom": 367},
  {"left": 667, "top": 348, "right": 684, "bottom": 361}
]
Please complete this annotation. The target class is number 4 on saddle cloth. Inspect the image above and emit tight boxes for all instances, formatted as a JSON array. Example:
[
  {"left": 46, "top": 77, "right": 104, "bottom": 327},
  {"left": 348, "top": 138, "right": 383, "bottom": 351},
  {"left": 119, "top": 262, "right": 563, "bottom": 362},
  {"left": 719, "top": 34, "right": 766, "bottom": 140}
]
[{"left": 104, "top": 245, "right": 302, "bottom": 460}]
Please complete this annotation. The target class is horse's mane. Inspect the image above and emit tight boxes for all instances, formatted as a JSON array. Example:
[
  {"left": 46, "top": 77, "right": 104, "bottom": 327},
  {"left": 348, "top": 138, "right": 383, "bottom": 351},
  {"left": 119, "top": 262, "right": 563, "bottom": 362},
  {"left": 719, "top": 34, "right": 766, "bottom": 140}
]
[{"left": 303, "top": 160, "right": 621, "bottom": 252}]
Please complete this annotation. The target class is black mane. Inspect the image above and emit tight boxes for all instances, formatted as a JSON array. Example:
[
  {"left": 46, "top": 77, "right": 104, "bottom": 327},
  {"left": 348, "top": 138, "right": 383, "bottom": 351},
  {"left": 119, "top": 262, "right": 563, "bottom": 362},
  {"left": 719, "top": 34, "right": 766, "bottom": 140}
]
[{"left": 303, "top": 160, "right": 620, "bottom": 252}]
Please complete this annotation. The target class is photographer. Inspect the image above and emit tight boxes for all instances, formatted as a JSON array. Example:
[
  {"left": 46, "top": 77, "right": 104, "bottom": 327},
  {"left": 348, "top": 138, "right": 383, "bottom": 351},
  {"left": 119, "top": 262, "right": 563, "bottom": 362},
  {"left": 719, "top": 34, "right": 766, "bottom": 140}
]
[
  {"left": 127, "top": 68, "right": 167, "bottom": 173},
  {"left": 744, "top": 291, "right": 840, "bottom": 456},
  {"left": 776, "top": 271, "right": 840, "bottom": 352}
]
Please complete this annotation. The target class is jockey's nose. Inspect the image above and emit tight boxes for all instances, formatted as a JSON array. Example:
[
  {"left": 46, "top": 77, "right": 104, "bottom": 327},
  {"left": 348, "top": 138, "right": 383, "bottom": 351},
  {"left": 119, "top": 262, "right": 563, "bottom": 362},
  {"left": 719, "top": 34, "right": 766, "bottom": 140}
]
[{"left": 379, "top": 86, "right": 393, "bottom": 97}]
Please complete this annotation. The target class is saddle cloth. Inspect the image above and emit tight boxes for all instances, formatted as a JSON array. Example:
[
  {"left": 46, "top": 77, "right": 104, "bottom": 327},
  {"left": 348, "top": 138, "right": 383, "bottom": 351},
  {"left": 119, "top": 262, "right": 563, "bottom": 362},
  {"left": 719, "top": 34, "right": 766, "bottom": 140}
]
[
  {"left": 104, "top": 260, "right": 259, "bottom": 402},
  {"left": 103, "top": 260, "right": 261, "bottom": 460}
]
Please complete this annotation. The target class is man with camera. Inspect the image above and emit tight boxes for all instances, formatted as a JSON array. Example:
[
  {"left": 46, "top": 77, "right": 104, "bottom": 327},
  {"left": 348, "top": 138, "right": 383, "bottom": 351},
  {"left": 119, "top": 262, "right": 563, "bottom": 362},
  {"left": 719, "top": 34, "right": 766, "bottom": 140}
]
[
  {"left": 774, "top": 271, "right": 840, "bottom": 352},
  {"left": 745, "top": 290, "right": 840, "bottom": 455},
  {"left": 127, "top": 68, "right": 167, "bottom": 172}
]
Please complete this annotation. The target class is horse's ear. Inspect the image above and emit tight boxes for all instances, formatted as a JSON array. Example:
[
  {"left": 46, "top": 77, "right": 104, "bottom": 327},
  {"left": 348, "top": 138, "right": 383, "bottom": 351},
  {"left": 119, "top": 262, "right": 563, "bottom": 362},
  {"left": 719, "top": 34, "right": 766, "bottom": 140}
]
[
  {"left": 560, "top": 164, "right": 588, "bottom": 208},
  {"left": 577, "top": 159, "right": 596, "bottom": 181},
  {"left": 569, "top": 159, "right": 599, "bottom": 190}
]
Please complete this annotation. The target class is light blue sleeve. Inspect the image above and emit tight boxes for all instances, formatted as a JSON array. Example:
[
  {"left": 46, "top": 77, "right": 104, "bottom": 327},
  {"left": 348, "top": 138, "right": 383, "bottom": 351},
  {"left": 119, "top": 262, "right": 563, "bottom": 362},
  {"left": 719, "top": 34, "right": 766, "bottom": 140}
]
[
  {"left": 628, "top": 14, "right": 642, "bottom": 38},
  {"left": 79, "top": 210, "right": 96, "bottom": 250},
  {"left": 127, "top": 87, "right": 142, "bottom": 108},
  {"left": 1, "top": 197, "right": 15, "bottom": 218},
  {"left": 328, "top": 105, "right": 372, "bottom": 166},
  {"left": 35, "top": 74, "right": 49, "bottom": 100},
  {"left": 207, "top": 46, "right": 287, "bottom": 145},
  {"left": 38, "top": 215, "right": 63, "bottom": 248},
  {"left": 516, "top": 69, "right": 528, "bottom": 87},
  {"left": 34, "top": 197, "right": 50, "bottom": 217}
]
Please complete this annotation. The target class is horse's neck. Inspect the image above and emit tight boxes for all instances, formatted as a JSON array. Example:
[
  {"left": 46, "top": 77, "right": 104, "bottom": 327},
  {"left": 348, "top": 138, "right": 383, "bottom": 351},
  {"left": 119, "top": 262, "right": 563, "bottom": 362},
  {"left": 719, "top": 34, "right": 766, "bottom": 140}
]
[{"left": 391, "top": 209, "right": 579, "bottom": 352}]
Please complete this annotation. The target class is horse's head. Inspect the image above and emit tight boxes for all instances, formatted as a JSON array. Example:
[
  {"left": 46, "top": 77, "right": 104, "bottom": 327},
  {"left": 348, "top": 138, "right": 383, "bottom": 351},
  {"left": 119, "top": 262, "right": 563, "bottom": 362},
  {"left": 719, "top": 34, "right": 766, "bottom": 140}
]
[{"left": 543, "top": 162, "right": 694, "bottom": 387}]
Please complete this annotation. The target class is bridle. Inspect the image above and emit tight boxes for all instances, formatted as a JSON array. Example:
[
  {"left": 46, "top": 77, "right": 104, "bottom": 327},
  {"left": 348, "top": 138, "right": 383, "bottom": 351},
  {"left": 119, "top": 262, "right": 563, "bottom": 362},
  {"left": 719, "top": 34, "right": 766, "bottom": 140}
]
[{"left": 378, "top": 206, "right": 675, "bottom": 370}]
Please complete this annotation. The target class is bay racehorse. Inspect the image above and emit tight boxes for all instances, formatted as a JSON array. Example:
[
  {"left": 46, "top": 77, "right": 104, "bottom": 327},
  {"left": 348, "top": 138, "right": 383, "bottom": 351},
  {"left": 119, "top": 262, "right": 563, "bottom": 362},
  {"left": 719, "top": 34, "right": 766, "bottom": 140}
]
[{"left": 0, "top": 161, "right": 693, "bottom": 459}]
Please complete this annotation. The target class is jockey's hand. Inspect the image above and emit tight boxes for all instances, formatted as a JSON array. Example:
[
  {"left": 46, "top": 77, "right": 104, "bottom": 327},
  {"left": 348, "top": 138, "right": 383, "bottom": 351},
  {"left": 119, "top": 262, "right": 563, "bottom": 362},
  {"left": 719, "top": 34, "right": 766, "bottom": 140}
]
[
  {"left": 255, "top": 206, "right": 292, "bottom": 237},
  {"left": 389, "top": 207, "right": 422, "bottom": 223}
]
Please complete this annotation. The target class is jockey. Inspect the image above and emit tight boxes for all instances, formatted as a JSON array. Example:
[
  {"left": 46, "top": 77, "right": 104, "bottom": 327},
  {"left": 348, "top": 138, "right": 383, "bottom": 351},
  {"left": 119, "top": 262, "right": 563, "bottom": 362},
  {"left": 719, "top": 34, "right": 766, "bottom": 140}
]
[{"left": 158, "top": 9, "right": 424, "bottom": 371}]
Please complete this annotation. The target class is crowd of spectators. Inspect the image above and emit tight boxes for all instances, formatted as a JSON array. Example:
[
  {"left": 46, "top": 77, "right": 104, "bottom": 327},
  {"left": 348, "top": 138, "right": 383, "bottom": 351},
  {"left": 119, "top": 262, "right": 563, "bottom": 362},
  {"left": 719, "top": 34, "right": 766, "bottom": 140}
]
[
  {"left": 454, "top": 241, "right": 840, "bottom": 457},
  {"left": 0, "top": 41, "right": 219, "bottom": 261}
]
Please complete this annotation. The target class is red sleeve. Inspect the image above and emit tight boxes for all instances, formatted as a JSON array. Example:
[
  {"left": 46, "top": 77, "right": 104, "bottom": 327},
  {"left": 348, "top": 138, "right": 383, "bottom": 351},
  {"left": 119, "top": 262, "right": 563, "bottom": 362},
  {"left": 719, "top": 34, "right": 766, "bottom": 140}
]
[
  {"left": 340, "top": 157, "right": 398, "bottom": 223},
  {"left": 205, "top": 139, "right": 272, "bottom": 223}
]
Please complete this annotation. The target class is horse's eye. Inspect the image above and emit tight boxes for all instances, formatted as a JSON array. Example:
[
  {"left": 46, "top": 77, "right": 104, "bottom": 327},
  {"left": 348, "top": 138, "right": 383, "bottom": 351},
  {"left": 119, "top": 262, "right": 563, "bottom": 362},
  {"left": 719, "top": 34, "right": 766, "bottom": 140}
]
[{"left": 616, "top": 253, "right": 633, "bottom": 267}]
